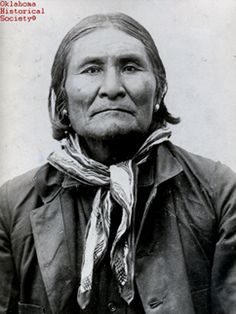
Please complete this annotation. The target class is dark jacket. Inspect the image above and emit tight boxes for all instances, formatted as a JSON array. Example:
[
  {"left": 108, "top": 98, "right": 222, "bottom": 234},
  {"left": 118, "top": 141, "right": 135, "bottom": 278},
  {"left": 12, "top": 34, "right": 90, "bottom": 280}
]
[{"left": 0, "top": 142, "right": 236, "bottom": 314}]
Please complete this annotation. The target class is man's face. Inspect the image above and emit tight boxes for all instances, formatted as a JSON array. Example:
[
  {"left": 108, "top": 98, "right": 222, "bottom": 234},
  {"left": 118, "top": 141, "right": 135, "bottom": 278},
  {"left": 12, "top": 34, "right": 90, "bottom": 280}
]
[{"left": 65, "top": 27, "right": 157, "bottom": 141}]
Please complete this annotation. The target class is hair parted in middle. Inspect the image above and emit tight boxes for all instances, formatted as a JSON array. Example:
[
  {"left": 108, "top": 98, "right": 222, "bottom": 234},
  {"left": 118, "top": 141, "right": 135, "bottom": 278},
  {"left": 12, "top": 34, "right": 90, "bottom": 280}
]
[{"left": 48, "top": 12, "right": 180, "bottom": 141}]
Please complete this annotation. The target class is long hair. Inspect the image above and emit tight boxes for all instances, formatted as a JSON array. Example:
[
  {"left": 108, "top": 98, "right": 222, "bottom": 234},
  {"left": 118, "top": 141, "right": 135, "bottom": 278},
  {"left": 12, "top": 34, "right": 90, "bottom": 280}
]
[{"left": 48, "top": 13, "right": 180, "bottom": 140}]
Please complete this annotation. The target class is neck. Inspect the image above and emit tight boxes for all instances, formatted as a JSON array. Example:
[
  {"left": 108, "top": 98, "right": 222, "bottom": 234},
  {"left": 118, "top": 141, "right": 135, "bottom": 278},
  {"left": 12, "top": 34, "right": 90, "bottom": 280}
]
[{"left": 80, "top": 134, "right": 147, "bottom": 165}]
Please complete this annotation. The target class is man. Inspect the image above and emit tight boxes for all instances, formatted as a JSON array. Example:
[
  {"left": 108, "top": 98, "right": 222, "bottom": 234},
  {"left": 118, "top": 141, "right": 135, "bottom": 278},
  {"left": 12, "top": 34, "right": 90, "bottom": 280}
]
[{"left": 0, "top": 13, "right": 235, "bottom": 314}]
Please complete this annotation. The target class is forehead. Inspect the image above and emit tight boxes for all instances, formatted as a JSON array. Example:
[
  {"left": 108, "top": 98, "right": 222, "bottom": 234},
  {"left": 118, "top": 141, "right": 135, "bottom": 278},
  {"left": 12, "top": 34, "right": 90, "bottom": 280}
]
[{"left": 67, "top": 27, "right": 151, "bottom": 66}]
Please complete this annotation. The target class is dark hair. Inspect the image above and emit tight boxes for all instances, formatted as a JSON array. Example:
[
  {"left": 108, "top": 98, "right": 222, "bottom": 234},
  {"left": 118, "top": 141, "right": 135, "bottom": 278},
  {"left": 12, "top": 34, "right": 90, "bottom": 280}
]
[{"left": 48, "top": 12, "right": 180, "bottom": 140}]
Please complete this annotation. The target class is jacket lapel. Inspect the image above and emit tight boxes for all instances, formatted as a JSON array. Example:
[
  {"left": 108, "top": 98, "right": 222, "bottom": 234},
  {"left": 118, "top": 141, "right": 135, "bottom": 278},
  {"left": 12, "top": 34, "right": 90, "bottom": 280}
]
[
  {"left": 135, "top": 143, "right": 183, "bottom": 247},
  {"left": 30, "top": 164, "right": 77, "bottom": 314},
  {"left": 135, "top": 144, "right": 196, "bottom": 313}
]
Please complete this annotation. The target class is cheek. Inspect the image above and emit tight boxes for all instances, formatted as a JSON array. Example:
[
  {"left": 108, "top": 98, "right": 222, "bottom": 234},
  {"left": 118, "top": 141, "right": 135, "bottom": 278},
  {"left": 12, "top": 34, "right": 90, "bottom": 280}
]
[
  {"left": 128, "top": 78, "right": 156, "bottom": 117},
  {"left": 65, "top": 81, "right": 86, "bottom": 122},
  {"left": 65, "top": 77, "right": 98, "bottom": 105},
  {"left": 134, "top": 78, "right": 156, "bottom": 127}
]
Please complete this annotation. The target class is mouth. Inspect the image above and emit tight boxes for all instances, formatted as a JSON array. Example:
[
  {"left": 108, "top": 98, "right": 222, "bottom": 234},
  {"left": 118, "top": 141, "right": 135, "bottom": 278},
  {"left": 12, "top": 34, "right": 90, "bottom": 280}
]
[{"left": 91, "top": 108, "right": 134, "bottom": 117}]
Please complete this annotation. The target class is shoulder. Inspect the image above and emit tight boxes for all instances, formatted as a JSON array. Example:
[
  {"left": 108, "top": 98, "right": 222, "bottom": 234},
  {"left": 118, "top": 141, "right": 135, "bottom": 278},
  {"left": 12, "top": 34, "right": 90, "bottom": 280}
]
[
  {"left": 0, "top": 167, "right": 40, "bottom": 235},
  {"left": 0, "top": 163, "right": 62, "bottom": 200},
  {"left": 0, "top": 165, "right": 46, "bottom": 207},
  {"left": 165, "top": 141, "right": 236, "bottom": 186},
  {"left": 165, "top": 142, "right": 236, "bottom": 219},
  {"left": 0, "top": 167, "right": 39, "bottom": 197},
  {"left": 0, "top": 167, "right": 39, "bottom": 213},
  {"left": 0, "top": 163, "right": 62, "bottom": 228}
]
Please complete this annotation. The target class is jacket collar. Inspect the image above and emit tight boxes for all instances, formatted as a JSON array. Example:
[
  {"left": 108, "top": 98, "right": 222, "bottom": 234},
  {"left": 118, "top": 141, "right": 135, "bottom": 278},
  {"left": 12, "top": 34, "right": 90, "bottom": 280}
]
[
  {"left": 155, "top": 142, "right": 183, "bottom": 186},
  {"left": 34, "top": 141, "right": 183, "bottom": 200},
  {"left": 33, "top": 163, "right": 64, "bottom": 203}
]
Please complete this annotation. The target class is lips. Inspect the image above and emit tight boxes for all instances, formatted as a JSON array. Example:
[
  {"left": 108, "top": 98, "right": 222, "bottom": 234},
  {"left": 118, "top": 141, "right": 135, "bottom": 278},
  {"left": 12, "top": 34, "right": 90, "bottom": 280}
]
[{"left": 90, "top": 107, "right": 134, "bottom": 117}]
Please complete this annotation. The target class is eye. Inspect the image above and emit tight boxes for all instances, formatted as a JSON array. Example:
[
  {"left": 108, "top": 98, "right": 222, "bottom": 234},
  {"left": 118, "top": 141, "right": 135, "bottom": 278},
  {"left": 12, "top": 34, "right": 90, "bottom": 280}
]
[
  {"left": 82, "top": 66, "right": 102, "bottom": 75},
  {"left": 122, "top": 64, "right": 139, "bottom": 73}
]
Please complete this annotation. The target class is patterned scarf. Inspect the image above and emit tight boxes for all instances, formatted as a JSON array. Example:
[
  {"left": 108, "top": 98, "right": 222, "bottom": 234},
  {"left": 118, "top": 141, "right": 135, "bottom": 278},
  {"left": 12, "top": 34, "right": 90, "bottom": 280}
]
[{"left": 48, "top": 128, "right": 171, "bottom": 309}]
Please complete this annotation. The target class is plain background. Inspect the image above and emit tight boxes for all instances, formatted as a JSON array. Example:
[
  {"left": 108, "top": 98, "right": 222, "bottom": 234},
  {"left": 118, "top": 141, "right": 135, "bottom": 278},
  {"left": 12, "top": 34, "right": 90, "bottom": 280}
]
[{"left": 0, "top": 0, "right": 236, "bottom": 185}]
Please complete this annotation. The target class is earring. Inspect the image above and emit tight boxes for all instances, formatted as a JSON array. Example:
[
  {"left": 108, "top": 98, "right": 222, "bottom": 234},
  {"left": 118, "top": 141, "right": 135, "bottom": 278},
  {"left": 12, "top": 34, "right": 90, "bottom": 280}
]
[
  {"left": 154, "top": 104, "right": 160, "bottom": 112},
  {"left": 62, "top": 108, "right": 68, "bottom": 117}
]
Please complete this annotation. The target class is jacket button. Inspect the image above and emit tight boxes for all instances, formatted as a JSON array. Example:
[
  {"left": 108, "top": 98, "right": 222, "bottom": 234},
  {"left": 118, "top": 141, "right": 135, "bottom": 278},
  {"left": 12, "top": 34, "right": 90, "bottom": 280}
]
[{"left": 107, "top": 302, "right": 117, "bottom": 312}]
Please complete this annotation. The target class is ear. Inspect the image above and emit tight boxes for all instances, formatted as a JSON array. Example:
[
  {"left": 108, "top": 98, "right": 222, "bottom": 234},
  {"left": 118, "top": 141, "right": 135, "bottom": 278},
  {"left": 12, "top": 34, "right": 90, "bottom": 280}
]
[
  {"left": 154, "top": 90, "right": 163, "bottom": 110},
  {"left": 154, "top": 82, "right": 167, "bottom": 107}
]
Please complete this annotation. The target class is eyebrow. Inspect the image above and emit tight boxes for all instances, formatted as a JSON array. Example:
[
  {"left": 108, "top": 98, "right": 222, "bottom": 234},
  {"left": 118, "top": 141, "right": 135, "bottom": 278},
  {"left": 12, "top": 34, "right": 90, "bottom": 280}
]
[
  {"left": 76, "top": 57, "right": 104, "bottom": 68},
  {"left": 118, "top": 56, "right": 147, "bottom": 67}
]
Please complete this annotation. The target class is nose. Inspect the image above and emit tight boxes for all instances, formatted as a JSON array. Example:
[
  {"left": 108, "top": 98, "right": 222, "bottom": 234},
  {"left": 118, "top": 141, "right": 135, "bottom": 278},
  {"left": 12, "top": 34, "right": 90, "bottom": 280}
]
[{"left": 98, "top": 67, "right": 126, "bottom": 100}]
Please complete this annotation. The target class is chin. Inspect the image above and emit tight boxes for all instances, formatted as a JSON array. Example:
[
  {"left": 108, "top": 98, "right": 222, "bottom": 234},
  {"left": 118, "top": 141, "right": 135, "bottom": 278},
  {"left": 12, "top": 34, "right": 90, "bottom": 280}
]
[
  {"left": 76, "top": 118, "right": 152, "bottom": 142},
  {"left": 86, "top": 126, "right": 149, "bottom": 142}
]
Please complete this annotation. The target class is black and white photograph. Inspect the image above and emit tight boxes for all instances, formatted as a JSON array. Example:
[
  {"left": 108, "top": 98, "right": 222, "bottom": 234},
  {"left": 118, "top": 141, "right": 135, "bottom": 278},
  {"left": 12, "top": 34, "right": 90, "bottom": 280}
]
[{"left": 0, "top": 0, "right": 236, "bottom": 313}]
